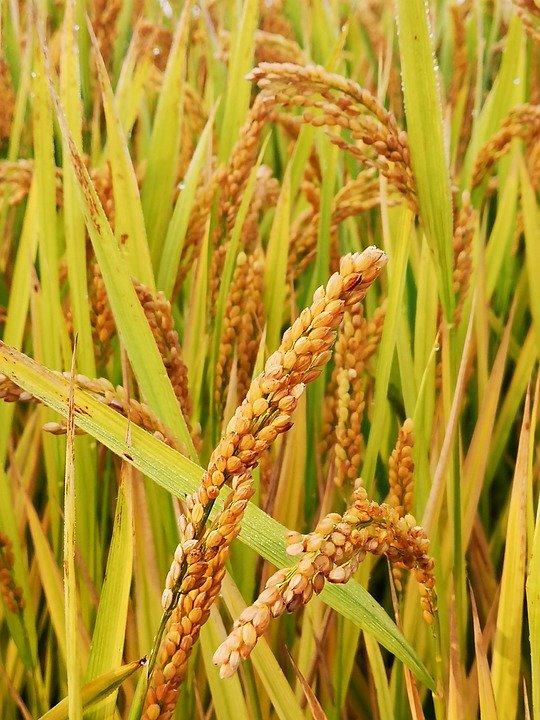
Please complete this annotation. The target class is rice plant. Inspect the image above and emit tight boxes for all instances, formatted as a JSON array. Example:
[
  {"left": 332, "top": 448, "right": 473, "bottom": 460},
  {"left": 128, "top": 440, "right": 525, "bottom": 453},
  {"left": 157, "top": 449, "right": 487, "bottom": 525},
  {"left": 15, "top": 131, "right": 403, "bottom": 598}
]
[{"left": 0, "top": 1, "right": 539, "bottom": 718}]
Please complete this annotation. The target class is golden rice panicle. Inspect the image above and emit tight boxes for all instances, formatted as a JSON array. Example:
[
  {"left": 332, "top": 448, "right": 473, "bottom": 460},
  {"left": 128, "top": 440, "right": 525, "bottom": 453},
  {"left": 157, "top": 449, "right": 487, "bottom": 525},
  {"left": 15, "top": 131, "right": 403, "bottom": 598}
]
[
  {"left": 248, "top": 63, "right": 416, "bottom": 208},
  {"left": 218, "top": 28, "right": 305, "bottom": 66},
  {"left": 209, "top": 97, "right": 274, "bottom": 305},
  {"left": 175, "top": 163, "right": 226, "bottom": 290},
  {"left": 388, "top": 418, "right": 415, "bottom": 518},
  {"left": 448, "top": 1, "right": 472, "bottom": 108},
  {"left": 240, "top": 166, "right": 280, "bottom": 252},
  {"left": 237, "top": 248, "right": 265, "bottom": 402},
  {"left": 472, "top": 104, "right": 540, "bottom": 187},
  {"left": 388, "top": 418, "right": 415, "bottom": 592},
  {"left": 331, "top": 169, "right": 387, "bottom": 231},
  {"left": 134, "top": 283, "right": 193, "bottom": 423},
  {"left": 214, "top": 247, "right": 265, "bottom": 411},
  {"left": 214, "top": 477, "right": 436, "bottom": 677},
  {"left": 352, "top": 496, "right": 436, "bottom": 624},
  {"left": 453, "top": 193, "right": 475, "bottom": 324},
  {"left": 148, "top": 248, "right": 385, "bottom": 713},
  {"left": 333, "top": 308, "right": 368, "bottom": 486},
  {"left": 186, "top": 247, "right": 387, "bottom": 536},
  {"left": 286, "top": 171, "right": 321, "bottom": 284},
  {"left": 287, "top": 170, "right": 385, "bottom": 286},
  {"left": 321, "top": 299, "right": 386, "bottom": 467},
  {"left": 0, "top": 533, "right": 25, "bottom": 614},
  {"left": 220, "top": 94, "right": 275, "bottom": 233},
  {"left": 0, "top": 54, "right": 15, "bottom": 142},
  {"left": 1, "top": 371, "right": 179, "bottom": 447},
  {"left": 89, "top": 263, "right": 116, "bottom": 366},
  {"left": 144, "top": 474, "right": 254, "bottom": 720},
  {"left": 215, "top": 251, "right": 251, "bottom": 410}
]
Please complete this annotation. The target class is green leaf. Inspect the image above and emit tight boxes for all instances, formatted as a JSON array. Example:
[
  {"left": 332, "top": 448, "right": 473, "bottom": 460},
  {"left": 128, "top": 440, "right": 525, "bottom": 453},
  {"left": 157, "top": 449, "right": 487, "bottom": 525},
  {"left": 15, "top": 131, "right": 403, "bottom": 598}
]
[
  {"left": 395, "top": 0, "right": 455, "bottom": 320},
  {"left": 491, "top": 387, "right": 530, "bottom": 720},
  {"left": 39, "top": 660, "right": 145, "bottom": 720},
  {"left": 85, "top": 463, "right": 134, "bottom": 720},
  {"left": 64, "top": 358, "right": 83, "bottom": 720},
  {"left": 218, "top": 0, "right": 258, "bottom": 162},
  {"left": 157, "top": 108, "right": 215, "bottom": 298},
  {"left": 88, "top": 17, "right": 154, "bottom": 289},
  {"left": 140, "top": 0, "right": 193, "bottom": 265}
]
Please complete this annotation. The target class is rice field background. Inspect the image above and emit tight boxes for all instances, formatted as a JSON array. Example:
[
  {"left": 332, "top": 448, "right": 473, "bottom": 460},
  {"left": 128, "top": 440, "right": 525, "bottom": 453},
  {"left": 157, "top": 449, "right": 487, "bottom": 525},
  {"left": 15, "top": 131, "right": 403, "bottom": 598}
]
[{"left": 0, "top": 0, "right": 539, "bottom": 718}]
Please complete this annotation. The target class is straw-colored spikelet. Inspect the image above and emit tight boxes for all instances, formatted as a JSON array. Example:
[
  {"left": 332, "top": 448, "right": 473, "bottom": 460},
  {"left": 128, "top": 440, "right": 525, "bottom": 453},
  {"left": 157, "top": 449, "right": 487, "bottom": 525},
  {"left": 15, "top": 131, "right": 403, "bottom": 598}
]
[
  {"left": 472, "top": 104, "right": 540, "bottom": 187},
  {"left": 285, "top": 171, "right": 321, "bottom": 285},
  {"left": 213, "top": 479, "right": 436, "bottom": 678},
  {"left": 0, "top": 533, "right": 25, "bottom": 614},
  {"left": 388, "top": 419, "right": 415, "bottom": 592},
  {"left": 240, "top": 166, "right": 280, "bottom": 251},
  {"left": 388, "top": 419, "right": 415, "bottom": 518},
  {"left": 146, "top": 248, "right": 386, "bottom": 717},
  {"left": 248, "top": 63, "right": 417, "bottom": 209},
  {"left": 0, "top": 54, "right": 15, "bottom": 142},
  {"left": 215, "top": 252, "right": 251, "bottom": 409},
  {"left": 333, "top": 303, "right": 386, "bottom": 485}
]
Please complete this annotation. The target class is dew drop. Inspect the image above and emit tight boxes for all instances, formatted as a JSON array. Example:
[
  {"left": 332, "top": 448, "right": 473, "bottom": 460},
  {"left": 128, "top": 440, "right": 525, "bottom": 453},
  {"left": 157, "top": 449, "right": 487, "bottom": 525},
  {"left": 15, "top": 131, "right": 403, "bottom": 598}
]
[
  {"left": 512, "top": 77, "right": 520, "bottom": 86},
  {"left": 152, "top": 46, "right": 161, "bottom": 56}
]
